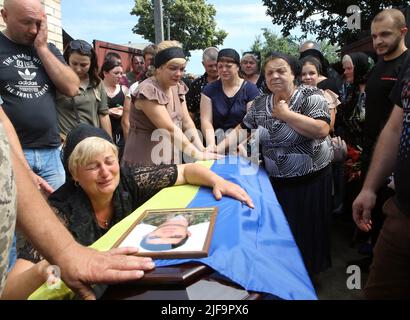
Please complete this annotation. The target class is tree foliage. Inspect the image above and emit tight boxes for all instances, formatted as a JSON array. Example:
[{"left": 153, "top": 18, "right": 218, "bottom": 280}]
[
  {"left": 250, "top": 29, "right": 340, "bottom": 64},
  {"left": 250, "top": 28, "right": 300, "bottom": 58},
  {"left": 262, "top": 0, "right": 410, "bottom": 46},
  {"left": 131, "top": 0, "right": 227, "bottom": 55}
]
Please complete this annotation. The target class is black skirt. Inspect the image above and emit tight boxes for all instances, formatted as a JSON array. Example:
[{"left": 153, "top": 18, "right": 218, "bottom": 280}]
[{"left": 271, "top": 165, "right": 332, "bottom": 276}]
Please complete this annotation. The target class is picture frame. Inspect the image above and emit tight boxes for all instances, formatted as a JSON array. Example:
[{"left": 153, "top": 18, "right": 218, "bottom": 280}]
[{"left": 114, "top": 207, "right": 218, "bottom": 259}]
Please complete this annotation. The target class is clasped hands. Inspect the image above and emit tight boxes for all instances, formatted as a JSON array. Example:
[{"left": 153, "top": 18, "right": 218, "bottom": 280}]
[{"left": 272, "top": 97, "right": 291, "bottom": 121}]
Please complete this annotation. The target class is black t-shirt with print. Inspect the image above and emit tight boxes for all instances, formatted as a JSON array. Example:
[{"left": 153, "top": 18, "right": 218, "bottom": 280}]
[
  {"left": 0, "top": 32, "right": 62, "bottom": 148},
  {"left": 389, "top": 54, "right": 410, "bottom": 215},
  {"left": 365, "top": 51, "right": 408, "bottom": 145}
]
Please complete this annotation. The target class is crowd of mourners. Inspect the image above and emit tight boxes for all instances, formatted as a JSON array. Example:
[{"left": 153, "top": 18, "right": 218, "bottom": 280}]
[{"left": 1, "top": 0, "right": 409, "bottom": 300}]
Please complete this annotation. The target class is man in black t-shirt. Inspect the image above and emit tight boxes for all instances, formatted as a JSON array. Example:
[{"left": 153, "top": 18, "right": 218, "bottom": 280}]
[
  {"left": 0, "top": 0, "right": 79, "bottom": 191},
  {"left": 363, "top": 9, "right": 409, "bottom": 173},
  {"left": 352, "top": 9, "right": 410, "bottom": 299},
  {"left": 355, "top": 9, "right": 409, "bottom": 270}
]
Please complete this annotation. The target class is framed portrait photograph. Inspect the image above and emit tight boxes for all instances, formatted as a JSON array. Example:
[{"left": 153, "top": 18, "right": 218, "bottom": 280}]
[{"left": 114, "top": 207, "right": 218, "bottom": 259}]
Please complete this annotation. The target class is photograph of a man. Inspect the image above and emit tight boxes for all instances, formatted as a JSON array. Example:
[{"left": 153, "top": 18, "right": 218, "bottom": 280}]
[
  {"left": 140, "top": 215, "right": 191, "bottom": 251},
  {"left": 118, "top": 208, "right": 215, "bottom": 257}
]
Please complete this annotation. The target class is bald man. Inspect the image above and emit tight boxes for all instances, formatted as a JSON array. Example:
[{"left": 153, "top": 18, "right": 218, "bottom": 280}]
[
  {"left": 0, "top": 0, "right": 79, "bottom": 191},
  {"left": 0, "top": 0, "right": 81, "bottom": 272},
  {"left": 299, "top": 40, "right": 321, "bottom": 53}
]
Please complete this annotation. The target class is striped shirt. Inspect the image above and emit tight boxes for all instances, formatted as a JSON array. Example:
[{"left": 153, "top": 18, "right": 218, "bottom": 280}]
[{"left": 243, "top": 85, "right": 333, "bottom": 178}]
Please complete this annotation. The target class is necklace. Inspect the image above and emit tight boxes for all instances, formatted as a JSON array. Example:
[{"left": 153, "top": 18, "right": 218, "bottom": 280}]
[
  {"left": 95, "top": 203, "right": 114, "bottom": 229},
  {"left": 96, "top": 216, "right": 110, "bottom": 228}
]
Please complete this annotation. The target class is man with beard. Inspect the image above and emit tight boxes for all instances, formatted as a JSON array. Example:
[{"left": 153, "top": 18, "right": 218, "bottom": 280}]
[
  {"left": 352, "top": 39, "right": 410, "bottom": 299},
  {"left": 353, "top": 8, "right": 408, "bottom": 273}
]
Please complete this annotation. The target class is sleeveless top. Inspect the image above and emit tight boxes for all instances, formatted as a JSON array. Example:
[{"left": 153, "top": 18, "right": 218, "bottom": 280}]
[
  {"left": 107, "top": 85, "right": 126, "bottom": 139},
  {"left": 122, "top": 77, "right": 189, "bottom": 166}
]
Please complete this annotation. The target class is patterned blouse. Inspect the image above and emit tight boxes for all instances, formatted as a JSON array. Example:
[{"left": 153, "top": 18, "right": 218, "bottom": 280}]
[
  {"left": 242, "top": 85, "right": 333, "bottom": 178},
  {"left": 186, "top": 73, "right": 208, "bottom": 128},
  {"left": 18, "top": 165, "right": 178, "bottom": 263}
]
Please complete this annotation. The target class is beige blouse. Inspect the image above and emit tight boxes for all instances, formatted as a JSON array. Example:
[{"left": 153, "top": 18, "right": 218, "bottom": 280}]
[
  {"left": 122, "top": 77, "right": 189, "bottom": 166},
  {"left": 322, "top": 89, "right": 340, "bottom": 111}
]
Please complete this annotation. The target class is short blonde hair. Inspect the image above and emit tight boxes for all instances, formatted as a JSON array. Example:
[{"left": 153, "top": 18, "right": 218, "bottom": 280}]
[{"left": 68, "top": 137, "right": 118, "bottom": 177}]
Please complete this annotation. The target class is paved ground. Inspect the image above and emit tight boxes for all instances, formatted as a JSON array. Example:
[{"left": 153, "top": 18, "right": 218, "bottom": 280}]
[{"left": 315, "top": 213, "right": 370, "bottom": 300}]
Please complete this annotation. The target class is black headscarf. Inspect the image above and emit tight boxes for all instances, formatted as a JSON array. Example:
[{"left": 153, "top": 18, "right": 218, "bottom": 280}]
[
  {"left": 348, "top": 52, "right": 373, "bottom": 86},
  {"left": 61, "top": 124, "right": 113, "bottom": 181},
  {"left": 265, "top": 52, "right": 301, "bottom": 77},
  {"left": 45, "top": 124, "right": 178, "bottom": 250},
  {"left": 49, "top": 124, "right": 134, "bottom": 244},
  {"left": 217, "top": 48, "right": 240, "bottom": 66}
]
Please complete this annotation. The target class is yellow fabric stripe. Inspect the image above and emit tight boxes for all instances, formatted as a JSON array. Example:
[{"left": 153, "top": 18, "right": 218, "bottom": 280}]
[{"left": 28, "top": 160, "right": 213, "bottom": 300}]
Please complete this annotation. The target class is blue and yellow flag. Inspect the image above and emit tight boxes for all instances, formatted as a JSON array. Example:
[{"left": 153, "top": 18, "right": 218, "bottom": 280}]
[{"left": 29, "top": 157, "right": 316, "bottom": 300}]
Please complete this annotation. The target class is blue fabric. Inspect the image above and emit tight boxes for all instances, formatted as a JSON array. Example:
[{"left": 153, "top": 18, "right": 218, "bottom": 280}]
[
  {"left": 154, "top": 156, "right": 317, "bottom": 300},
  {"left": 7, "top": 235, "right": 17, "bottom": 271}
]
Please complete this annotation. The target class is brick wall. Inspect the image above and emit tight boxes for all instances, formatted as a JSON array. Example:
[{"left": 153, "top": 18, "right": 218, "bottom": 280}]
[
  {"left": 0, "top": 0, "right": 4, "bottom": 30},
  {"left": 0, "top": 0, "right": 63, "bottom": 51}
]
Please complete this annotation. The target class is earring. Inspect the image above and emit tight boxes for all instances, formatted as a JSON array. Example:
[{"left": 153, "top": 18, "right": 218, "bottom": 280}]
[{"left": 74, "top": 181, "right": 79, "bottom": 187}]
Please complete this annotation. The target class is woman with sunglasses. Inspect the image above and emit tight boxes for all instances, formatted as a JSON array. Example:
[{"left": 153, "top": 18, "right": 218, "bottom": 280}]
[
  {"left": 56, "top": 39, "right": 112, "bottom": 142},
  {"left": 123, "top": 40, "right": 219, "bottom": 166}
]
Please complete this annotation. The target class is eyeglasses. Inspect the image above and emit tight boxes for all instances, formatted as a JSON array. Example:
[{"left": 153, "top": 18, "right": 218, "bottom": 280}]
[{"left": 68, "top": 40, "right": 93, "bottom": 54}]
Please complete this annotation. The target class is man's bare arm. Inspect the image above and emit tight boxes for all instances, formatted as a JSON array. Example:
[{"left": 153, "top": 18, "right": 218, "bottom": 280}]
[
  {"left": 362, "top": 105, "right": 403, "bottom": 192},
  {"left": 352, "top": 105, "right": 403, "bottom": 231},
  {"left": 34, "top": 14, "right": 79, "bottom": 97}
]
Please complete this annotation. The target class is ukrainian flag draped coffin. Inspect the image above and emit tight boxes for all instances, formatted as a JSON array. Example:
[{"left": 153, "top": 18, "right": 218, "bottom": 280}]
[
  {"left": 154, "top": 157, "right": 317, "bottom": 300},
  {"left": 28, "top": 156, "right": 317, "bottom": 300}
]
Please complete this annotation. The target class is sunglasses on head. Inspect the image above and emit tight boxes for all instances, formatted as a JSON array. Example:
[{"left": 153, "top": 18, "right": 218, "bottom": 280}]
[{"left": 68, "top": 40, "right": 93, "bottom": 54}]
